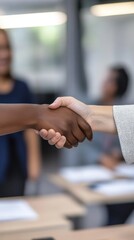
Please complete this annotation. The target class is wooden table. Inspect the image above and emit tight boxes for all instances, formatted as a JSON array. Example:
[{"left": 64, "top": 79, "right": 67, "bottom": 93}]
[
  {"left": 0, "top": 194, "right": 86, "bottom": 233},
  {"left": 27, "top": 194, "right": 86, "bottom": 217},
  {"left": 1, "top": 224, "right": 134, "bottom": 240},
  {"left": 49, "top": 174, "right": 134, "bottom": 205}
]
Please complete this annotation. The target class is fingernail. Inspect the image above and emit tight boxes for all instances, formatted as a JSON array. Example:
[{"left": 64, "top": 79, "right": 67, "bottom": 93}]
[{"left": 49, "top": 101, "right": 57, "bottom": 107}]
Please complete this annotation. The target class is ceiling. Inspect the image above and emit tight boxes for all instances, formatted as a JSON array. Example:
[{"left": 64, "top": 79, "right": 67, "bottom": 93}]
[
  {"left": 82, "top": 0, "right": 134, "bottom": 7},
  {"left": 0, "top": 0, "right": 64, "bottom": 15},
  {"left": 1, "top": 0, "right": 133, "bottom": 15},
  {"left": 0, "top": 0, "right": 62, "bottom": 4}
]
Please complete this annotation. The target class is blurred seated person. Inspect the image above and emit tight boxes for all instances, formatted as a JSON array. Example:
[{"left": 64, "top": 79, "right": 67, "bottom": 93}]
[
  {"left": 76, "top": 66, "right": 129, "bottom": 166},
  {"left": 98, "top": 66, "right": 134, "bottom": 225},
  {"left": 96, "top": 66, "right": 129, "bottom": 170},
  {"left": 77, "top": 66, "right": 134, "bottom": 225},
  {"left": 0, "top": 29, "right": 41, "bottom": 197}
]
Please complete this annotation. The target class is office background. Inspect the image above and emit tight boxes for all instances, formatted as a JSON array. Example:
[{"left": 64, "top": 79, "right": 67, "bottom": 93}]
[{"left": 0, "top": 0, "right": 134, "bottom": 229}]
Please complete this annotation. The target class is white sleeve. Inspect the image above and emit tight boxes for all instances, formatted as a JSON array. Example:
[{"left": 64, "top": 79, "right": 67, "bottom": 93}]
[{"left": 113, "top": 105, "right": 134, "bottom": 164}]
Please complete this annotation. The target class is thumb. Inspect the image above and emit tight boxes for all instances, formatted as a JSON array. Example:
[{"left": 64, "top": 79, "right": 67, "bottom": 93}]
[
  {"left": 34, "top": 130, "right": 39, "bottom": 135},
  {"left": 49, "top": 96, "right": 89, "bottom": 122},
  {"left": 49, "top": 96, "right": 73, "bottom": 109}
]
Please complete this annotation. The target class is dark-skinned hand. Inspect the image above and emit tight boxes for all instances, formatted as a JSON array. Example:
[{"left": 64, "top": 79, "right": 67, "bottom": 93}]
[{"left": 36, "top": 105, "right": 93, "bottom": 148}]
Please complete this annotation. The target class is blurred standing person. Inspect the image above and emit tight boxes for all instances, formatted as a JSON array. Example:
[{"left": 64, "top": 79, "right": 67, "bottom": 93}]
[{"left": 0, "top": 29, "right": 41, "bottom": 197}]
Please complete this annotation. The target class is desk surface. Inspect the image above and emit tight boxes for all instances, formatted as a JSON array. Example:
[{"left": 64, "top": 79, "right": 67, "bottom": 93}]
[
  {"left": 27, "top": 194, "right": 85, "bottom": 217},
  {"left": 0, "top": 194, "right": 85, "bottom": 233},
  {"left": 49, "top": 174, "right": 134, "bottom": 205},
  {"left": 1, "top": 224, "right": 134, "bottom": 240}
]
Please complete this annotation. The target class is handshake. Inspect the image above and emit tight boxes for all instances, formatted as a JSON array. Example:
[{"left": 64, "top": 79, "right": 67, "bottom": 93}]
[
  {"left": 37, "top": 97, "right": 115, "bottom": 149},
  {"left": 0, "top": 97, "right": 115, "bottom": 148},
  {"left": 37, "top": 97, "right": 93, "bottom": 149}
]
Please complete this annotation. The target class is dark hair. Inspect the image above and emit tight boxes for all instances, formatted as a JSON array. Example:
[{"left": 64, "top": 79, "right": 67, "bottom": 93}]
[{"left": 110, "top": 66, "right": 130, "bottom": 98}]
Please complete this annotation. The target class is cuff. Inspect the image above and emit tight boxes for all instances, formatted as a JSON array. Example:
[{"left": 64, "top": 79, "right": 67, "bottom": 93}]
[{"left": 113, "top": 105, "right": 134, "bottom": 164}]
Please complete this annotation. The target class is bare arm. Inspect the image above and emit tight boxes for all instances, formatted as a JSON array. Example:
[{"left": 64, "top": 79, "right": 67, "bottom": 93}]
[
  {"left": 0, "top": 104, "right": 38, "bottom": 135},
  {"left": 88, "top": 105, "right": 116, "bottom": 133},
  {"left": 0, "top": 103, "right": 92, "bottom": 148},
  {"left": 24, "top": 130, "right": 41, "bottom": 180}
]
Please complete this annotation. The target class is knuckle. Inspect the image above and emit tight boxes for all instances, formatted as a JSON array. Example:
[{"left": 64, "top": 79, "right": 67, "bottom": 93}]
[
  {"left": 51, "top": 139, "right": 56, "bottom": 144},
  {"left": 69, "top": 96, "right": 74, "bottom": 102},
  {"left": 55, "top": 134, "right": 61, "bottom": 140},
  {"left": 80, "top": 136, "right": 85, "bottom": 142},
  {"left": 48, "top": 140, "right": 54, "bottom": 145},
  {"left": 40, "top": 134, "right": 47, "bottom": 140},
  {"left": 56, "top": 143, "right": 63, "bottom": 149}
]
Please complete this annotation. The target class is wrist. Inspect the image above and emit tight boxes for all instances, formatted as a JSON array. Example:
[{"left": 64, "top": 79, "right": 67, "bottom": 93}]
[
  {"left": 32, "top": 104, "right": 48, "bottom": 131},
  {"left": 87, "top": 105, "right": 116, "bottom": 133},
  {"left": 25, "top": 104, "right": 40, "bottom": 129}
]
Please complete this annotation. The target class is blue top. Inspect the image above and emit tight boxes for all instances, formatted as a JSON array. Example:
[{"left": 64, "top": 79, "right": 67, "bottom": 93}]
[{"left": 0, "top": 79, "right": 35, "bottom": 182}]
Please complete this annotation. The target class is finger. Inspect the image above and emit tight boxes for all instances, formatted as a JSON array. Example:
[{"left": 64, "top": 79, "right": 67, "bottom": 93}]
[
  {"left": 49, "top": 97, "right": 62, "bottom": 109},
  {"left": 72, "top": 126, "right": 85, "bottom": 143},
  {"left": 66, "top": 132, "right": 78, "bottom": 146},
  {"left": 49, "top": 97, "right": 88, "bottom": 122},
  {"left": 39, "top": 129, "right": 57, "bottom": 140},
  {"left": 56, "top": 136, "right": 68, "bottom": 149},
  {"left": 78, "top": 117, "right": 93, "bottom": 141},
  {"left": 45, "top": 129, "right": 57, "bottom": 140},
  {"left": 64, "top": 139, "right": 73, "bottom": 149},
  {"left": 39, "top": 129, "right": 49, "bottom": 140},
  {"left": 49, "top": 96, "right": 74, "bottom": 109},
  {"left": 48, "top": 132, "right": 62, "bottom": 145},
  {"left": 35, "top": 130, "right": 39, "bottom": 135}
]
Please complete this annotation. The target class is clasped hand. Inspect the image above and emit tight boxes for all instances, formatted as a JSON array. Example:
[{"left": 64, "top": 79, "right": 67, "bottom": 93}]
[{"left": 36, "top": 99, "right": 92, "bottom": 149}]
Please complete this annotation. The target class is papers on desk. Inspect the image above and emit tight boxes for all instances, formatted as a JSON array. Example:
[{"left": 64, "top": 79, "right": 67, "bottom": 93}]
[
  {"left": 60, "top": 166, "right": 114, "bottom": 183},
  {"left": 93, "top": 179, "right": 134, "bottom": 196},
  {"left": 0, "top": 199, "right": 38, "bottom": 222},
  {"left": 115, "top": 163, "right": 134, "bottom": 178}
]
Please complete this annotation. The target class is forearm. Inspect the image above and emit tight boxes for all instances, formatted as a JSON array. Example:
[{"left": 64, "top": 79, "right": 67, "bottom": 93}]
[
  {"left": 88, "top": 105, "right": 116, "bottom": 134},
  {"left": 24, "top": 130, "right": 41, "bottom": 180},
  {"left": 0, "top": 104, "right": 39, "bottom": 135}
]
